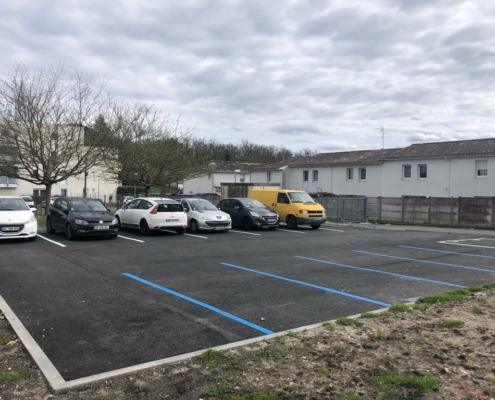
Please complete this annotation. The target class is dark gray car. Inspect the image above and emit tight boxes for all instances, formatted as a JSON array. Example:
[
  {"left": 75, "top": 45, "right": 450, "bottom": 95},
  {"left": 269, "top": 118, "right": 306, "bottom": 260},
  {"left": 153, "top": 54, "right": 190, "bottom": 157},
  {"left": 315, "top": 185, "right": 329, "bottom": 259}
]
[
  {"left": 46, "top": 197, "right": 118, "bottom": 240},
  {"left": 217, "top": 198, "right": 279, "bottom": 230}
]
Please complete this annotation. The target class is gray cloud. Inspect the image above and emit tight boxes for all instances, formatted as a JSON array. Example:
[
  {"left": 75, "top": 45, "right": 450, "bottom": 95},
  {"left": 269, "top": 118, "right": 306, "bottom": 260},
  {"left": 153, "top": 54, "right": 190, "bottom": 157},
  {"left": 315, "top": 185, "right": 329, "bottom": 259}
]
[{"left": 1, "top": 0, "right": 494, "bottom": 153}]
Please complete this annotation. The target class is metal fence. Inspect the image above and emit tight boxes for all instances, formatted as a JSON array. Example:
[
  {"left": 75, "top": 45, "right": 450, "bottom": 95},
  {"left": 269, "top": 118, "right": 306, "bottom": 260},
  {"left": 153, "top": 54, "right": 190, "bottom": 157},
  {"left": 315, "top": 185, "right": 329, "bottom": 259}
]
[{"left": 318, "top": 196, "right": 367, "bottom": 223}]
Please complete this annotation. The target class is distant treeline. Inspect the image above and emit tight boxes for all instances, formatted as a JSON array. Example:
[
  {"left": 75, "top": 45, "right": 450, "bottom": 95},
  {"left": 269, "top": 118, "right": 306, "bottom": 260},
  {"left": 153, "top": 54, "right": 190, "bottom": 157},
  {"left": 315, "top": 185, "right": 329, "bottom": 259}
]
[{"left": 190, "top": 139, "right": 316, "bottom": 163}]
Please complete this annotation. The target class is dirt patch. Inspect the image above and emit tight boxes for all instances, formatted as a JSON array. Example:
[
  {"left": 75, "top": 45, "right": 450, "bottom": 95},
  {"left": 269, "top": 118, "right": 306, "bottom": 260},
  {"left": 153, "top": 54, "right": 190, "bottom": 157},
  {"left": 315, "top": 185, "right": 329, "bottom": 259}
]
[{"left": 1, "top": 286, "right": 495, "bottom": 400}]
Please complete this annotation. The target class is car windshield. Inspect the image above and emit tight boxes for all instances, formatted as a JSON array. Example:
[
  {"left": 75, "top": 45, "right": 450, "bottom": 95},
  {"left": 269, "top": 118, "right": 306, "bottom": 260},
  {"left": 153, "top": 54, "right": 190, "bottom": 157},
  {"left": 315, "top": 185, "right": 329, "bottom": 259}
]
[
  {"left": 69, "top": 199, "right": 107, "bottom": 212},
  {"left": 22, "top": 196, "right": 33, "bottom": 202},
  {"left": 189, "top": 199, "right": 218, "bottom": 211},
  {"left": 239, "top": 198, "right": 266, "bottom": 208},
  {"left": 0, "top": 198, "right": 30, "bottom": 211},
  {"left": 288, "top": 192, "right": 316, "bottom": 204}
]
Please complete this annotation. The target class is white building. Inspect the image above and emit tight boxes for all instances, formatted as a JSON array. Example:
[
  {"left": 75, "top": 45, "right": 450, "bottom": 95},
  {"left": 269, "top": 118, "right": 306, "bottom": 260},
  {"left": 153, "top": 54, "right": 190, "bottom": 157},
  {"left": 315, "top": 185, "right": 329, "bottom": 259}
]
[{"left": 182, "top": 138, "right": 495, "bottom": 198}]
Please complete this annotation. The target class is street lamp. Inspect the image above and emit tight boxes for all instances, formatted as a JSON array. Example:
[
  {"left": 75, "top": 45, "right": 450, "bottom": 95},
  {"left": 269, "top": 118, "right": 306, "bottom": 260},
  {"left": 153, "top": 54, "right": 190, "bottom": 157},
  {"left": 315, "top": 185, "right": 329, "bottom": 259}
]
[{"left": 133, "top": 173, "right": 138, "bottom": 197}]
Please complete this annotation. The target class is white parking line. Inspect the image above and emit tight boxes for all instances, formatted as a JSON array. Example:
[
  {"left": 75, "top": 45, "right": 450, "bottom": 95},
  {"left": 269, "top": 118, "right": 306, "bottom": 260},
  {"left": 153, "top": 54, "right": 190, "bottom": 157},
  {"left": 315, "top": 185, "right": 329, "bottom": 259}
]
[
  {"left": 184, "top": 233, "right": 209, "bottom": 239},
  {"left": 319, "top": 228, "right": 345, "bottom": 232},
  {"left": 276, "top": 228, "right": 306, "bottom": 234},
  {"left": 229, "top": 230, "right": 262, "bottom": 236},
  {"left": 37, "top": 235, "right": 66, "bottom": 247},
  {"left": 117, "top": 235, "right": 145, "bottom": 243}
]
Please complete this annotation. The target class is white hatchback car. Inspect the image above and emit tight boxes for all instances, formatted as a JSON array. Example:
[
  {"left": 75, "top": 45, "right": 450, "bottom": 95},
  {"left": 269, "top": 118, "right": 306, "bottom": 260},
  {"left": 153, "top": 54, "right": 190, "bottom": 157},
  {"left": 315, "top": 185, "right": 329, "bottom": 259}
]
[
  {"left": 0, "top": 196, "right": 38, "bottom": 241},
  {"left": 180, "top": 198, "right": 231, "bottom": 233},
  {"left": 115, "top": 197, "right": 187, "bottom": 235}
]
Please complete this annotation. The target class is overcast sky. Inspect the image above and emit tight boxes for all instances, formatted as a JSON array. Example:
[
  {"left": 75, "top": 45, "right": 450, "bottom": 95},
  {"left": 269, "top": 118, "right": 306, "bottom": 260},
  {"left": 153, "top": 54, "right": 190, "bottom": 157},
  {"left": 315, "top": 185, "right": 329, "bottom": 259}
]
[{"left": 2, "top": 0, "right": 495, "bottom": 153}]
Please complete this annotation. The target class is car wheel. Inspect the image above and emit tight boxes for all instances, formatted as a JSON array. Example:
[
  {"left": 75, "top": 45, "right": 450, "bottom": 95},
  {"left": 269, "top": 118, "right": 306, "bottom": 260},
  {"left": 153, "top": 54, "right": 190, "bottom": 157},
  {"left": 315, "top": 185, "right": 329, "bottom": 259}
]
[
  {"left": 311, "top": 224, "right": 321, "bottom": 230},
  {"left": 242, "top": 217, "right": 253, "bottom": 230},
  {"left": 287, "top": 215, "right": 298, "bottom": 229},
  {"left": 65, "top": 224, "right": 75, "bottom": 240},
  {"left": 139, "top": 219, "right": 150, "bottom": 236},
  {"left": 46, "top": 218, "right": 56, "bottom": 234},
  {"left": 189, "top": 220, "right": 199, "bottom": 233},
  {"left": 176, "top": 227, "right": 185, "bottom": 235}
]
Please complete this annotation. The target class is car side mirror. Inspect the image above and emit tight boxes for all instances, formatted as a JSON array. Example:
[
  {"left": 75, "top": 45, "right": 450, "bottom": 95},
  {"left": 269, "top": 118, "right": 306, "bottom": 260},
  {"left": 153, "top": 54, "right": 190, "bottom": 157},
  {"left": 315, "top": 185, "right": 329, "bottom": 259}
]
[
  {"left": 184, "top": 206, "right": 189, "bottom": 212},
  {"left": 63, "top": 209, "right": 69, "bottom": 215}
]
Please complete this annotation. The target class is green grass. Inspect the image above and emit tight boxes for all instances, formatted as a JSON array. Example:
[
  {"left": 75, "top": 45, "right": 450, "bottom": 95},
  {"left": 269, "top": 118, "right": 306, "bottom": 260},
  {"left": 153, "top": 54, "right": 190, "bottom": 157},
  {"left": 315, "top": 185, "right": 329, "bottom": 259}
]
[
  {"left": 316, "top": 366, "right": 332, "bottom": 376},
  {"left": 336, "top": 317, "right": 354, "bottom": 326},
  {"left": 442, "top": 319, "right": 464, "bottom": 328},
  {"left": 285, "top": 331, "right": 301, "bottom": 339},
  {"left": 370, "top": 371, "right": 438, "bottom": 397},
  {"left": 416, "top": 283, "right": 495, "bottom": 305},
  {"left": 0, "top": 330, "right": 13, "bottom": 345},
  {"left": 360, "top": 312, "right": 379, "bottom": 319},
  {"left": 388, "top": 303, "right": 411, "bottom": 313},
  {"left": 0, "top": 371, "right": 21, "bottom": 383},
  {"left": 199, "top": 348, "right": 231, "bottom": 368},
  {"left": 472, "top": 306, "right": 484, "bottom": 315},
  {"left": 208, "top": 383, "right": 233, "bottom": 396},
  {"left": 375, "top": 331, "right": 402, "bottom": 341}
]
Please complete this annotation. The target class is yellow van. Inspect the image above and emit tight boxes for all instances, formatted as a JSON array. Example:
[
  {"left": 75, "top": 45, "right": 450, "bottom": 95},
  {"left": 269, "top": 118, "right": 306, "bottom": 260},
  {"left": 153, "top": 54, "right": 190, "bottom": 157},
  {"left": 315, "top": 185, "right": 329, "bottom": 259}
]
[{"left": 248, "top": 189, "right": 326, "bottom": 229}]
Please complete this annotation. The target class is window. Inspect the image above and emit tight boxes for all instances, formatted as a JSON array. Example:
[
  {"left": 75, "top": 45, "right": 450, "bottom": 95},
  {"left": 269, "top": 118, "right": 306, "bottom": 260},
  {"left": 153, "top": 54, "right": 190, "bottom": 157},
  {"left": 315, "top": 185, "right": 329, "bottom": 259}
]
[
  {"left": 359, "top": 167, "right": 366, "bottom": 181},
  {"left": 346, "top": 168, "right": 353, "bottom": 181},
  {"left": 402, "top": 164, "right": 411, "bottom": 179},
  {"left": 418, "top": 164, "right": 427, "bottom": 179},
  {"left": 476, "top": 160, "right": 488, "bottom": 177},
  {"left": 267, "top": 172, "right": 272, "bottom": 182},
  {"left": 303, "top": 170, "right": 309, "bottom": 182},
  {"left": 312, "top": 170, "right": 319, "bottom": 182}
]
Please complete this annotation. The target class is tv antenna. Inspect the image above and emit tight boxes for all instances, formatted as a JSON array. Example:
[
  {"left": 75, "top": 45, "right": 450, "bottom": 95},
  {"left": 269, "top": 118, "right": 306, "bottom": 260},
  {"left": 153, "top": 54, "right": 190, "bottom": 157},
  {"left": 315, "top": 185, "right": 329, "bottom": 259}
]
[{"left": 376, "top": 126, "right": 385, "bottom": 149}]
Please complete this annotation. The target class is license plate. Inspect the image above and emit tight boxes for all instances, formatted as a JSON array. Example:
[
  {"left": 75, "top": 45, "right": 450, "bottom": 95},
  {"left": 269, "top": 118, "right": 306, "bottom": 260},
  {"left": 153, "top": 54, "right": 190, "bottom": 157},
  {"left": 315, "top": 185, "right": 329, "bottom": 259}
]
[
  {"left": 94, "top": 225, "right": 109, "bottom": 230},
  {"left": 166, "top": 219, "right": 179, "bottom": 222},
  {"left": 2, "top": 226, "right": 20, "bottom": 231}
]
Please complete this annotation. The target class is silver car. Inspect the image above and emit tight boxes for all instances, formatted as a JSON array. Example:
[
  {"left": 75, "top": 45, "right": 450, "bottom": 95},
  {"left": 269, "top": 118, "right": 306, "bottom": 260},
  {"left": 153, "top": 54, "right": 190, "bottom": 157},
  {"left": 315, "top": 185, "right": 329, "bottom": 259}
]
[{"left": 180, "top": 198, "right": 231, "bottom": 233}]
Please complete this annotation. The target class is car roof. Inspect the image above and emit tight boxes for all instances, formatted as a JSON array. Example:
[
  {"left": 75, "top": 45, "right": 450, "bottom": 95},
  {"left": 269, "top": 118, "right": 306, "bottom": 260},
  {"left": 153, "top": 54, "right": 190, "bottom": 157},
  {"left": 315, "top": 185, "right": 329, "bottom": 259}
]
[{"left": 0, "top": 196, "right": 23, "bottom": 199}]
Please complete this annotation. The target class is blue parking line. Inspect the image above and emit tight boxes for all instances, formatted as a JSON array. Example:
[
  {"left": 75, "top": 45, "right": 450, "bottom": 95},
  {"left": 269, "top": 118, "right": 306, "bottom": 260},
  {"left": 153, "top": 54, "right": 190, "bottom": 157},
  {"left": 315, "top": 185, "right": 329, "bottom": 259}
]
[
  {"left": 400, "top": 245, "right": 495, "bottom": 259},
  {"left": 294, "top": 256, "right": 466, "bottom": 288},
  {"left": 123, "top": 273, "right": 273, "bottom": 335},
  {"left": 220, "top": 262, "right": 390, "bottom": 307},
  {"left": 353, "top": 250, "right": 495, "bottom": 273}
]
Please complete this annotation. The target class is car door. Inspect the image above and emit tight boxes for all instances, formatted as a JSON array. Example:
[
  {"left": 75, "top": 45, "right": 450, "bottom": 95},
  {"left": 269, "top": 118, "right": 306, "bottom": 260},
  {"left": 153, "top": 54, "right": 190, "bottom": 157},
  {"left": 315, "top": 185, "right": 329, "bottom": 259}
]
[
  {"left": 119, "top": 199, "right": 141, "bottom": 227},
  {"left": 228, "top": 200, "right": 245, "bottom": 227},
  {"left": 51, "top": 198, "right": 69, "bottom": 231}
]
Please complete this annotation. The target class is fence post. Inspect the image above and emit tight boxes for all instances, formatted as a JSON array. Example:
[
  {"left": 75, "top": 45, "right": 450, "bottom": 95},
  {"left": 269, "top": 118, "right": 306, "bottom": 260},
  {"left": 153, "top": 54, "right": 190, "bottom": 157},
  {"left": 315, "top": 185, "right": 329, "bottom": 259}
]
[
  {"left": 428, "top": 197, "right": 431, "bottom": 224},
  {"left": 458, "top": 197, "right": 461, "bottom": 225},
  {"left": 401, "top": 196, "right": 405, "bottom": 223},
  {"left": 378, "top": 196, "right": 382, "bottom": 221},
  {"left": 450, "top": 197, "right": 453, "bottom": 226},
  {"left": 492, "top": 197, "right": 495, "bottom": 227}
]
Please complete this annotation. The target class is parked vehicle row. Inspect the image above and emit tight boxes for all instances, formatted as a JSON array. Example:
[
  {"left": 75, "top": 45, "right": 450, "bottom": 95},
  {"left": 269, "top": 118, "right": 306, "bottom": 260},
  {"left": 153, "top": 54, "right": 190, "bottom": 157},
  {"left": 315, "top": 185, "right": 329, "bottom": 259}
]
[{"left": 4, "top": 189, "right": 326, "bottom": 243}]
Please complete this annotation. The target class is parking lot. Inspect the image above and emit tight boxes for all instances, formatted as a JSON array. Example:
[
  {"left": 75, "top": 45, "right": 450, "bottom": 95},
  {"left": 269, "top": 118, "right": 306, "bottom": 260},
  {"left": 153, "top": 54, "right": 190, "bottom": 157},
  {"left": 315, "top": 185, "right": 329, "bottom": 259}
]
[{"left": 1, "top": 223, "right": 495, "bottom": 389}]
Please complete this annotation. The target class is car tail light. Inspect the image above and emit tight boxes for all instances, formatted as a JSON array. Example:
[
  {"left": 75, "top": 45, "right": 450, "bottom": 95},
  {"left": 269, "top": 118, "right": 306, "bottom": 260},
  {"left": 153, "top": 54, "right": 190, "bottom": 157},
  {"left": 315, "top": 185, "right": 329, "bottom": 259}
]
[{"left": 150, "top": 205, "right": 159, "bottom": 215}]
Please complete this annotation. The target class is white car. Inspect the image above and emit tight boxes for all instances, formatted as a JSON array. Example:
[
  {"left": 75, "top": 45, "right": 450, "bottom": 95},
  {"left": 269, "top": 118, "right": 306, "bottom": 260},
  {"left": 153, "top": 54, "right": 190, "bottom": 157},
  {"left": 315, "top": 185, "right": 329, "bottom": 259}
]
[
  {"left": 115, "top": 197, "right": 187, "bottom": 235},
  {"left": 0, "top": 196, "right": 38, "bottom": 241},
  {"left": 21, "top": 195, "right": 38, "bottom": 216},
  {"left": 180, "top": 198, "right": 231, "bottom": 233}
]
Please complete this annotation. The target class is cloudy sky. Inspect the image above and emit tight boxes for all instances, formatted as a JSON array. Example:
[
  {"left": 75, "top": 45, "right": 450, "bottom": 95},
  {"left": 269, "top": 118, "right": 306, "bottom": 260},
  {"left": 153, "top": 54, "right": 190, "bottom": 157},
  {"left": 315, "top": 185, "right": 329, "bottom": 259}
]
[{"left": 2, "top": 0, "right": 495, "bottom": 153}]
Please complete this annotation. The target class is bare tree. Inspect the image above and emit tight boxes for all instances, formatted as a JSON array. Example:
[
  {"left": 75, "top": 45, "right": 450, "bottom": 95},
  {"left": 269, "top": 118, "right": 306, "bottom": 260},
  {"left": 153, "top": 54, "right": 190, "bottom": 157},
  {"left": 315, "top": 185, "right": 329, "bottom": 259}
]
[
  {"left": 0, "top": 63, "right": 108, "bottom": 212},
  {"left": 100, "top": 102, "right": 209, "bottom": 196}
]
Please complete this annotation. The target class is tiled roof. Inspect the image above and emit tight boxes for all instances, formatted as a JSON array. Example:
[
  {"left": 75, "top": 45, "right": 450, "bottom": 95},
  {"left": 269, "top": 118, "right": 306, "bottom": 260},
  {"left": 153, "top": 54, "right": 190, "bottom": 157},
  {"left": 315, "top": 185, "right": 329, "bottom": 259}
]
[
  {"left": 207, "top": 161, "right": 262, "bottom": 172},
  {"left": 286, "top": 149, "right": 397, "bottom": 167},
  {"left": 383, "top": 138, "right": 495, "bottom": 159}
]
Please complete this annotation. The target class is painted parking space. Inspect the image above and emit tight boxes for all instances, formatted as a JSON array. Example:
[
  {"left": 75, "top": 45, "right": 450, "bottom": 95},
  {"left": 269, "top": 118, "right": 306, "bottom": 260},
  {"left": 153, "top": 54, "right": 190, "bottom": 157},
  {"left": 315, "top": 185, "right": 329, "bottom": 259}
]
[{"left": 1, "top": 225, "right": 495, "bottom": 391}]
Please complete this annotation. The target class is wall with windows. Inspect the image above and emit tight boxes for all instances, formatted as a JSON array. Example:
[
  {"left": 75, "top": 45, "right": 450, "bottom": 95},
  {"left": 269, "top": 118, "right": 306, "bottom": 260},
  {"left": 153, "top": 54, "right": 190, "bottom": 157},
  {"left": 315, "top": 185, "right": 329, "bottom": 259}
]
[
  {"left": 182, "top": 171, "right": 251, "bottom": 195},
  {"left": 380, "top": 157, "right": 495, "bottom": 197}
]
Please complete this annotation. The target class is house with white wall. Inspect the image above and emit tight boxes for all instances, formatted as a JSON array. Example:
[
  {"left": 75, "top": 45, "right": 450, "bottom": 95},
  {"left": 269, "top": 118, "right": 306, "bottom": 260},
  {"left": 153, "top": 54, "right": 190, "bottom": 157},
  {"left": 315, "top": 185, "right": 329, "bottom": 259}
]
[
  {"left": 0, "top": 165, "right": 119, "bottom": 204},
  {"left": 182, "top": 138, "right": 495, "bottom": 198}
]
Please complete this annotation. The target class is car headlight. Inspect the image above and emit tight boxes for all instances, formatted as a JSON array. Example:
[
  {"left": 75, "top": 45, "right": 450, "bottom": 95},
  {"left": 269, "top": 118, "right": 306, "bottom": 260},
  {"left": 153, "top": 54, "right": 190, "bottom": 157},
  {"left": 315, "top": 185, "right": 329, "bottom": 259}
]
[
  {"left": 300, "top": 210, "right": 309, "bottom": 214},
  {"left": 249, "top": 211, "right": 261, "bottom": 217},
  {"left": 112, "top": 218, "right": 118, "bottom": 225},
  {"left": 75, "top": 219, "right": 89, "bottom": 225}
]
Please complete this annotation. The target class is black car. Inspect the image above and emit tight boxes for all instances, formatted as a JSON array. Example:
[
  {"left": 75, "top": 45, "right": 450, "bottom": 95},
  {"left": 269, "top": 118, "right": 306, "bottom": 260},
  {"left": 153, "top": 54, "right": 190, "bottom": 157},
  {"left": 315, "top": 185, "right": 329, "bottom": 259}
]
[
  {"left": 46, "top": 197, "right": 118, "bottom": 240},
  {"left": 217, "top": 198, "right": 279, "bottom": 230}
]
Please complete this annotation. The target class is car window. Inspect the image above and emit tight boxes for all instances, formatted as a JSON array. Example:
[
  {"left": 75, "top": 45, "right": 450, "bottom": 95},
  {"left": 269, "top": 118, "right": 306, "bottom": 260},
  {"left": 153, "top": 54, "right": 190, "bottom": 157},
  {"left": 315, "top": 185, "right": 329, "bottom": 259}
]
[
  {"left": 138, "top": 200, "right": 152, "bottom": 210},
  {"left": 157, "top": 202, "right": 183, "bottom": 212},
  {"left": 126, "top": 199, "right": 141, "bottom": 209},
  {"left": 239, "top": 198, "right": 266, "bottom": 208},
  {"left": 277, "top": 193, "right": 290, "bottom": 204},
  {"left": 0, "top": 198, "right": 29, "bottom": 211},
  {"left": 69, "top": 199, "right": 107, "bottom": 212},
  {"left": 190, "top": 199, "right": 217, "bottom": 211}
]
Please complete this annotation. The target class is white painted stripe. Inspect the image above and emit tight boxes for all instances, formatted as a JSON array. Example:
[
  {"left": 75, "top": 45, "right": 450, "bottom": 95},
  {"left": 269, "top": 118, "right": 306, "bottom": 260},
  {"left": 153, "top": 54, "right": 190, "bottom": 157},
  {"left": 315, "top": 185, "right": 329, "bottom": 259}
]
[
  {"left": 117, "top": 235, "right": 145, "bottom": 243},
  {"left": 276, "top": 228, "right": 306, "bottom": 234},
  {"left": 184, "top": 233, "right": 208, "bottom": 239},
  {"left": 229, "top": 230, "right": 262, "bottom": 236},
  {"left": 319, "top": 228, "right": 345, "bottom": 232},
  {"left": 37, "top": 235, "right": 66, "bottom": 247}
]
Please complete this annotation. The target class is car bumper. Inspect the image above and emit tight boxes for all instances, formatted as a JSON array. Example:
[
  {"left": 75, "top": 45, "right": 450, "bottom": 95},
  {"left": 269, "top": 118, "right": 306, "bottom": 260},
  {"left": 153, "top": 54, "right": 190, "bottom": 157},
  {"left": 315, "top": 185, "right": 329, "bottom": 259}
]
[
  {"left": 253, "top": 217, "right": 279, "bottom": 229},
  {"left": 72, "top": 225, "right": 119, "bottom": 236},
  {"left": 200, "top": 220, "right": 232, "bottom": 231},
  {"left": 0, "top": 222, "right": 38, "bottom": 240},
  {"left": 295, "top": 216, "right": 327, "bottom": 225}
]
